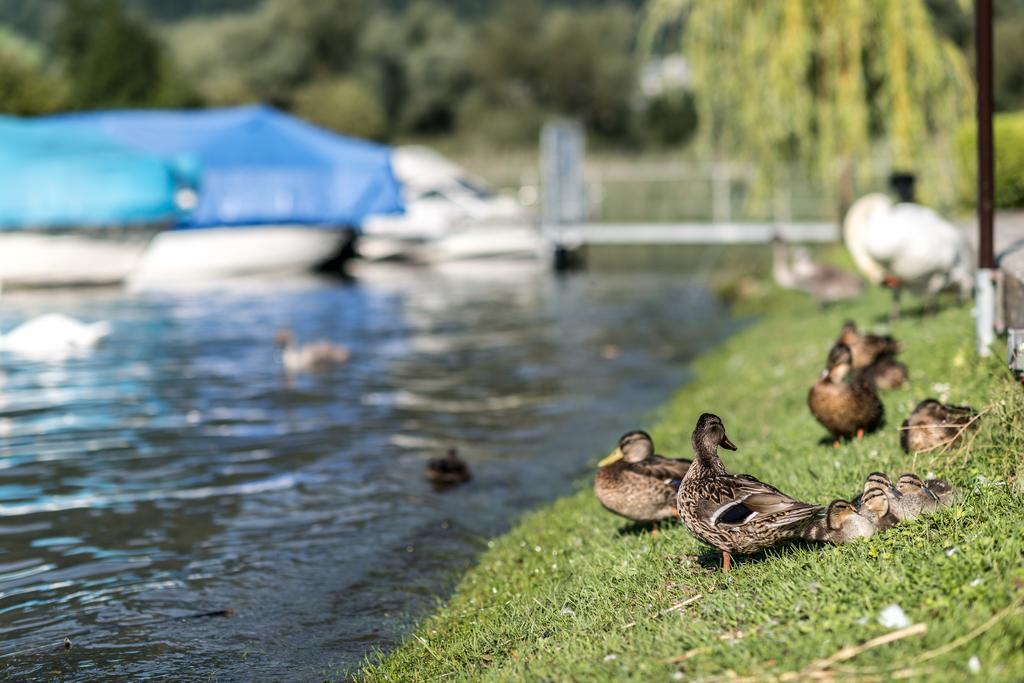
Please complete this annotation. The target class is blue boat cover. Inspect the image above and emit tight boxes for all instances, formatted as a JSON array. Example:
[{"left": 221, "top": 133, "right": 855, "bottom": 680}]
[
  {"left": 46, "top": 105, "right": 404, "bottom": 229},
  {"left": 0, "top": 117, "right": 185, "bottom": 229}
]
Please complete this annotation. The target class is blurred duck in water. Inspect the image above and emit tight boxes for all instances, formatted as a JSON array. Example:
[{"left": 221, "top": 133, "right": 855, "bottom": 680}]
[
  {"left": 836, "top": 321, "right": 907, "bottom": 390},
  {"left": 843, "top": 193, "right": 973, "bottom": 319},
  {"left": 424, "top": 448, "right": 470, "bottom": 486},
  {"left": 900, "top": 399, "right": 977, "bottom": 453},
  {"left": 275, "top": 328, "right": 350, "bottom": 374},
  {"left": 808, "top": 343, "right": 884, "bottom": 447},
  {"left": 676, "top": 414, "right": 822, "bottom": 572},
  {"left": 594, "top": 430, "right": 691, "bottom": 533},
  {"left": 771, "top": 236, "right": 864, "bottom": 306}
]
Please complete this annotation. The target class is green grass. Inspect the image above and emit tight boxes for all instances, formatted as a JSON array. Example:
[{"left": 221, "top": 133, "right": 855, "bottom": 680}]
[{"left": 358, "top": 287, "right": 1024, "bottom": 682}]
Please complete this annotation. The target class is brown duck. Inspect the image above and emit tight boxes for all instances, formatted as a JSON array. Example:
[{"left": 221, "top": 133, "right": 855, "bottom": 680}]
[
  {"left": 424, "top": 448, "right": 470, "bottom": 486},
  {"left": 837, "top": 321, "right": 901, "bottom": 368},
  {"left": 594, "top": 430, "right": 691, "bottom": 529},
  {"left": 838, "top": 321, "right": 907, "bottom": 390},
  {"left": 900, "top": 399, "right": 977, "bottom": 453},
  {"left": 808, "top": 343, "right": 884, "bottom": 447},
  {"left": 855, "top": 356, "right": 908, "bottom": 391},
  {"left": 802, "top": 499, "right": 876, "bottom": 544},
  {"left": 676, "top": 414, "right": 822, "bottom": 572}
]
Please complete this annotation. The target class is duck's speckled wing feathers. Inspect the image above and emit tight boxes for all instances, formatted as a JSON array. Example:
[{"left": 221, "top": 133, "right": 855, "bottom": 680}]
[{"left": 703, "top": 476, "right": 819, "bottom": 528}]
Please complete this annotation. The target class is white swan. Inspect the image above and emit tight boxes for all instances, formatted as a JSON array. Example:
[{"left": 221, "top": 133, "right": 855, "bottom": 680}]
[
  {"left": 843, "top": 193, "right": 973, "bottom": 318},
  {"left": 771, "top": 237, "right": 864, "bottom": 306},
  {"left": 1, "top": 313, "right": 112, "bottom": 358}
]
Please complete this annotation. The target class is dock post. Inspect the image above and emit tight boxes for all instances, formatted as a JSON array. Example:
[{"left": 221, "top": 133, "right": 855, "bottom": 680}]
[
  {"left": 975, "top": 0, "right": 996, "bottom": 357},
  {"left": 540, "top": 120, "right": 587, "bottom": 271}
]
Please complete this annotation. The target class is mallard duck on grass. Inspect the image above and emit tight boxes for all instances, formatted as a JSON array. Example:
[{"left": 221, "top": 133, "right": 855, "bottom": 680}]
[
  {"left": 594, "top": 430, "right": 691, "bottom": 533},
  {"left": 808, "top": 343, "right": 884, "bottom": 447},
  {"left": 424, "top": 448, "right": 471, "bottom": 487},
  {"left": 676, "top": 414, "right": 822, "bottom": 572},
  {"left": 900, "top": 398, "right": 978, "bottom": 453}
]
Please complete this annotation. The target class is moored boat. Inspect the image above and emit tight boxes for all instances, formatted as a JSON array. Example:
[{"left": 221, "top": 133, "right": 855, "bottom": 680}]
[{"left": 0, "top": 117, "right": 189, "bottom": 287}]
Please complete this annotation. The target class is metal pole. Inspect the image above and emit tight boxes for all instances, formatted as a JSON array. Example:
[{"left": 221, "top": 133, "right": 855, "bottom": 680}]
[{"left": 976, "top": 0, "right": 996, "bottom": 355}]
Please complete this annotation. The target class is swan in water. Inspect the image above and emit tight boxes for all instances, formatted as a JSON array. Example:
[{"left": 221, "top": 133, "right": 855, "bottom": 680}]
[
  {"left": 771, "top": 236, "right": 864, "bottom": 306},
  {"left": 1, "top": 313, "right": 112, "bottom": 358},
  {"left": 843, "top": 193, "right": 973, "bottom": 318},
  {"left": 275, "top": 328, "right": 350, "bottom": 374}
]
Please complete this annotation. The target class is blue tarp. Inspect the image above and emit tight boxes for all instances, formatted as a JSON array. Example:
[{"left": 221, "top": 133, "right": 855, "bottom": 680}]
[
  {"left": 45, "top": 105, "right": 404, "bottom": 229},
  {"left": 0, "top": 117, "right": 186, "bottom": 229}
]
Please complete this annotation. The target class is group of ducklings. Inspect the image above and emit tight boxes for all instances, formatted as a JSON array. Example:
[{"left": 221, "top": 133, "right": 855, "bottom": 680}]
[{"left": 595, "top": 321, "right": 978, "bottom": 572}]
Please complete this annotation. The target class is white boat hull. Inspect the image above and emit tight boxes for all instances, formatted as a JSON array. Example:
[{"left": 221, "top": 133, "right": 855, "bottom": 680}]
[
  {"left": 358, "top": 224, "right": 542, "bottom": 264},
  {"left": 129, "top": 226, "right": 345, "bottom": 286},
  {"left": 0, "top": 229, "right": 158, "bottom": 287}
]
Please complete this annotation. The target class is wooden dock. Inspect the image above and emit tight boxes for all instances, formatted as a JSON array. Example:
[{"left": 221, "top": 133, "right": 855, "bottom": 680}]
[{"left": 550, "top": 222, "right": 838, "bottom": 246}]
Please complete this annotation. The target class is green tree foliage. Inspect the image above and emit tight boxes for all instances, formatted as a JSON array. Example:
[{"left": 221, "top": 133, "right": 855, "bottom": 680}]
[
  {"left": 166, "top": 0, "right": 639, "bottom": 145},
  {"left": 360, "top": 2, "right": 473, "bottom": 136},
  {"left": 647, "top": 0, "right": 973, "bottom": 206},
  {"left": 292, "top": 78, "right": 386, "bottom": 140},
  {"left": 462, "top": 0, "right": 637, "bottom": 143},
  {"left": 994, "top": 17, "right": 1024, "bottom": 111},
  {"left": 0, "top": 29, "right": 68, "bottom": 114},
  {"left": 54, "top": 0, "right": 195, "bottom": 109},
  {"left": 641, "top": 90, "right": 698, "bottom": 147},
  {"left": 170, "top": 0, "right": 369, "bottom": 105},
  {"left": 957, "top": 111, "right": 1024, "bottom": 208}
]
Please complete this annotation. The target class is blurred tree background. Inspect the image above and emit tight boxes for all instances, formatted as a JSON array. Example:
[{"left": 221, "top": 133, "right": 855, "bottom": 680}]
[{"left": 0, "top": 0, "right": 1021, "bottom": 206}]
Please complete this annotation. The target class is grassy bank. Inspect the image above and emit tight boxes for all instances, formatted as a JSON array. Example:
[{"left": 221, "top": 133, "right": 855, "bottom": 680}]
[{"left": 360, "top": 287, "right": 1024, "bottom": 682}]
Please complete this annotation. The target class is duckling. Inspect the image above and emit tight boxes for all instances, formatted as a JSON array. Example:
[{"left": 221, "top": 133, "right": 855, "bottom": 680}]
[
  {"left": 893, "top": 473, "right": 946, "bottom": 519},
  {"left": 837, "top": 321, "right": 902, "bottom": 369},
  {"left": 854, "top": 472, "right": 901, "bottom": 530},
  {"left": 838, "top": 321, "right": 907, "bottom": 390},
  {"left": 802, "top": 499, "right": 876, "bottom": 544},
  {"left": 900, "top": 399, "right": 978, "bottom": 453},
  {"left": 808, "top": 343, "right": 884, "bottom": 447},
  {"left": 676, "top": 414, "right": 823, "bottom": 572},
  {"left": 275, "top": 328, "right": 350, "bottom": 374},
  {"left": 855, "top": 356, "right": 908, "bottom": 391},
  {"left": 923, "top": 477, "right": 962, "bottom": 506},
  {"left": 594, "top": 430, "right": 691, "bottom": 529},
  {"left": 424, "top": 448, "right": 470, "bottom": 486}
]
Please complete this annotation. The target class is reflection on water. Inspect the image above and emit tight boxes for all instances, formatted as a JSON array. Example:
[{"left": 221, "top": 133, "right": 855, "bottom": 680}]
[{"left": 0, "top": 263, "right": 739, "bottom": 679}]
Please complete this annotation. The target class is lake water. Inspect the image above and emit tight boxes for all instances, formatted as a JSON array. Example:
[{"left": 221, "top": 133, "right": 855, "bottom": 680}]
[{"left": 0, "top": 262, "right": 739, "bottom": 680}]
